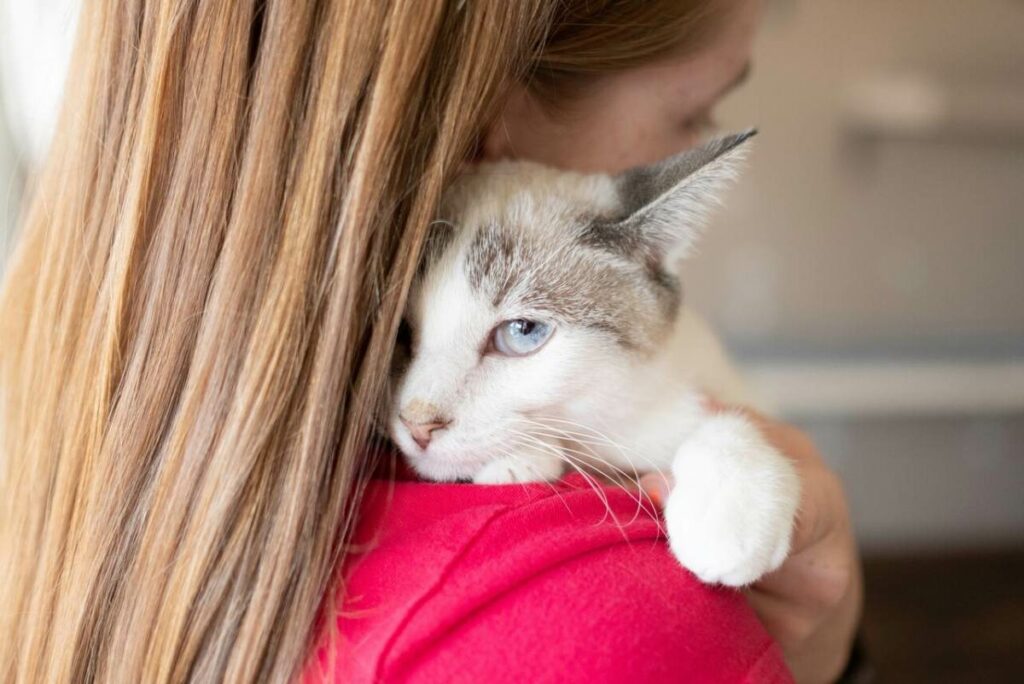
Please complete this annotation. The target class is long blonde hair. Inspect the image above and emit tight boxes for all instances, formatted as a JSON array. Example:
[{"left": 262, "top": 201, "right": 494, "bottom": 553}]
[{"left": 0, "top": 1, "right": 727, "bottom": 680}]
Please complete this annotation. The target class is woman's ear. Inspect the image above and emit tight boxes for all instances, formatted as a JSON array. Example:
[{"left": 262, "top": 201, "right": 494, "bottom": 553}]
[
  {"left": 478, "top": 116, "right": 512, "bottom": 162},
  {"left": 478, "top": 83, "right": 538, "bottom": 162}
]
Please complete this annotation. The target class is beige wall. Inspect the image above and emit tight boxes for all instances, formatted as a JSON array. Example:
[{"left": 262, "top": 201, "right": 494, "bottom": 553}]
[
  {"left": 691, "top": 0, "right": 1024, "bottom": 356},
  {"left": 689, "top": 0, "right": 1024, "bottom": 549}
]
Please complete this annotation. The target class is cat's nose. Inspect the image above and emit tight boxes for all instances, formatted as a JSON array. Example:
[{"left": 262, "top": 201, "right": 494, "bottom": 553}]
[{"left": 400, "top": 415, "right": 451, "bottom": 450}]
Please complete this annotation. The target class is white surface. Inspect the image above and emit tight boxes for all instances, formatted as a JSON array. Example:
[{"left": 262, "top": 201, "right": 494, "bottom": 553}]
[
  {"left": 0, "top": 0, "right": 79, "bottom": 165},
  {"left": 0, "top": 81, "right": 20, "bottom": 265}
]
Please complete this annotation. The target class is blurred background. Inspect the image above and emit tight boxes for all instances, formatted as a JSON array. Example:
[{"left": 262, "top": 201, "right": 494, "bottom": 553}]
[
  {"left": 1, "top": 0, "right": 1022, "bottom": 681},
  {"left": 702, "top": 1, "right": 1024, "bottom": 680}
]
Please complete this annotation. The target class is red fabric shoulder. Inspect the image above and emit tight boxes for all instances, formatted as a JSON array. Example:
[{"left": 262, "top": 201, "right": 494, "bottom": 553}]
[{"left": 304, "top": 474, "right": 792, "bottom": 684}]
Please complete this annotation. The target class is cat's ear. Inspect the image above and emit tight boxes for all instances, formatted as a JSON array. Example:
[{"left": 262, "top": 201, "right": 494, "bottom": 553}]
[{"left": 610, "top": 129, "right": 756, "bottom": 265}]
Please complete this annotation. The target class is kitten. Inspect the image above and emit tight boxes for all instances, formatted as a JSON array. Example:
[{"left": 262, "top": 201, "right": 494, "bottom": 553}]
[{"left": 390, "top": 131, "right": 799, "bottom": 587}]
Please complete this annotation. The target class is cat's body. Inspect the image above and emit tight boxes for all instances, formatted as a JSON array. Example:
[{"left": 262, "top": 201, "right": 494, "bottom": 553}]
[{"left": 391, "top": 132, "right": 800, "bottom": 586}]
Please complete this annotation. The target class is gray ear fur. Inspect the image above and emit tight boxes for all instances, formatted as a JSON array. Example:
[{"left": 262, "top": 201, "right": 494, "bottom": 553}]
[{"left": 608, "top": 129, "right": 756, "bottom": 267}]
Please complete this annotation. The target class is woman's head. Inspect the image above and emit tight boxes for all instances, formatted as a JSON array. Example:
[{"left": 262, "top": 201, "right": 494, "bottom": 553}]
[
  {"left": 488, "top": 0, "right": 760, "bottom": 172},
  {"left": 0, "top": 1, "right": 755, "bottom": 681}
]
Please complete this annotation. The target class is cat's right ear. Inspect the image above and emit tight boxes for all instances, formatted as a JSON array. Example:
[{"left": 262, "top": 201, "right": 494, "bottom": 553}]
[{"left": 608, "top": 130, "right": 756, "bottom": 266}]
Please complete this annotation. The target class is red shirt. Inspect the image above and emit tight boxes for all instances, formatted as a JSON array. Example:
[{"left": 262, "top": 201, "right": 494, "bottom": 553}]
[{"left": 304, "top": 473, "right": 793, "bottom": 683}]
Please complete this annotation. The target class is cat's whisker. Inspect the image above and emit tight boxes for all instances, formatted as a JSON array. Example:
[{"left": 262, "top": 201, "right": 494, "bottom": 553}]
[
  {"left": 527, "top": 416, "right": 666, "bottom": 491},
  {"left": 528, "top": 444, "right": 614, "bottom": 523},
  {"left": 555, "top": 442, "right": 656, "bottom": 529},
  {"left": 508, "top": 418, "right": 615, "bottom": 485},
  {"left": 519, "top": 415, "right": 639, "bottom": 464},
  {"left": 514, "top": 432, "right": 648, "bottom": 540},
  {"left": 531, "top": 416, "right": 654, "bottom": 468},
  {"left": 514, "top": 417, "right": 648, "bottom": 492},
  {"left": 510, "top": 417, "right": 627, "bottom": 480},
  {"left": 494, "top": 445, "right": 557, "bottom": 499},
  {"left": 523, "top": 423, "right": 643, "bottom": 486},
  {"left": 551, "top": 439, "right": 660, "bottom": 531},
  {"left": 548, "top": 444, "right": 647, "bottom": 541},
  {"left": 509, "top": 429, "right": 618, "bottom": 527},
  {"left": 514, "top": 417, "right": 665, "bottom": 533},
  {"left": 522, "top": 424, "right": 646, "bottom": 507},
  {"left": 498, "top": 436, "right": 575, "bottom": 515}
]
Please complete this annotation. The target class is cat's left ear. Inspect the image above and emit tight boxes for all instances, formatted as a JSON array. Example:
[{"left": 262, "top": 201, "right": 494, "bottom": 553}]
[{"left": 609, "top": 129, "right": 756, "bottom": 266}]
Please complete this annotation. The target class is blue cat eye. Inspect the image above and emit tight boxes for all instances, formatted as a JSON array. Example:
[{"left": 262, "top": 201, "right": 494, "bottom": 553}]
[{"left": 492, "top": 319, "right": 554, "bottom": 357}]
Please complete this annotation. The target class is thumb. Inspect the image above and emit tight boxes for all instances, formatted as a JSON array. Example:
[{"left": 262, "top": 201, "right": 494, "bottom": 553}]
[
  {"left": 701, "top": 394, "right": 730, "bottom": 413},
  {"left": 640, "top": 472, "right": 674, "bottom": 509}
]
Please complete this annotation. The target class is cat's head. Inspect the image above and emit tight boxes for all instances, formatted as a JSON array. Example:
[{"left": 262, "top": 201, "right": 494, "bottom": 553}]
[{"left": 390, "top": 131, "right": 754, "bottom": 480}]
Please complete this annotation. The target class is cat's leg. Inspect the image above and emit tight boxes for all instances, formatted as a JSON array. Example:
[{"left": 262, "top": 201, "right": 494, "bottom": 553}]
[
  {"left": 472, "top": 433, "right": 565, "bottom": 484},
  {"left": 663, "top": 411, "right": 800, "bottom": 586}
]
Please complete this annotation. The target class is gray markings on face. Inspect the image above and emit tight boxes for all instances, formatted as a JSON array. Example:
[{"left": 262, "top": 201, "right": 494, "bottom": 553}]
[
  {"left": 459, "top": 218, "right": 678, "bottom": 351},
  {"left": 422, "top": 131, "right": 756, "bottom": 354},
  {"left": 465, "top": 223, "right": 518, "bottom": 305}
]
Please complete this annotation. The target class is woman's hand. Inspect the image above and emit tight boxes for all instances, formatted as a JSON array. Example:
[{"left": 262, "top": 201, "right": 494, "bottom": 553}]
[{"left": 643, "top": 400, "right": 863, "bottom": 684}]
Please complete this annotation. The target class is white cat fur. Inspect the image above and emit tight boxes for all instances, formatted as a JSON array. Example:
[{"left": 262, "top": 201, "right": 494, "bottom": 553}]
[{"left": 391, "top": 133, "right": 800, "bottom": 586}]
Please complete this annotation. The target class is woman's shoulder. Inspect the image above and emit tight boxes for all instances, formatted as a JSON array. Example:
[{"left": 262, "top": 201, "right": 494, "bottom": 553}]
[{"left": 305, "top": 474, "right": 792, "bottom": 684}]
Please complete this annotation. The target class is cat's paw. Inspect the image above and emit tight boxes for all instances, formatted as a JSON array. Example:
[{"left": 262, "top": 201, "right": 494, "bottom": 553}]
[
  {"left": 664, "top": 413, "right": 800, "bottom": 587},
  {"left": 472, "top": 454, "right": 563, "bottom": 485}
]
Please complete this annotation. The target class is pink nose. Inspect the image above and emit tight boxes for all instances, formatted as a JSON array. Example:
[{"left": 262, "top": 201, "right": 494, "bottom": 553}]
[{"left": 400, "top": 415, "right": 450, "bottom": 450}]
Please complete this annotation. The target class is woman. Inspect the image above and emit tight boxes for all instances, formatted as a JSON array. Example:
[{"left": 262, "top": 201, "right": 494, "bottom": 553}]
[{"left": 0, "top": 0, "right": 861, "bottom": 681}]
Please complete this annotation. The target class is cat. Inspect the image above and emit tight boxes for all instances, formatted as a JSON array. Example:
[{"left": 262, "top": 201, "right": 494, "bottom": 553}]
[{"left": 389, "top": 130, "right": 800, "bottom": 587}]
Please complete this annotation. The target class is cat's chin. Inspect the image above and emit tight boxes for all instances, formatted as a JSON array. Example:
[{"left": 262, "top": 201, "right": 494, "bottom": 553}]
[{"left": 402, "top": 450, "right": 491, "bottom": 483}]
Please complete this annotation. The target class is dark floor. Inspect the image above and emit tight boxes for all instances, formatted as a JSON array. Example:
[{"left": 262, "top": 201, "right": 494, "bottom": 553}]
[{"left": 860, "top": 549, "right": 1024, "bottom": 683}]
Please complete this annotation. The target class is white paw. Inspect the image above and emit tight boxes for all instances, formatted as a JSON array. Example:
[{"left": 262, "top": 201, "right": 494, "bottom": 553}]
[
  {"left": 472, "top": 453, "right": 563, "bottom": 485},
  {"left": 664, "top": 413, "right": 800, "bottom": 586}
]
